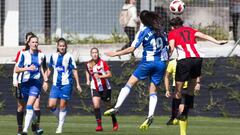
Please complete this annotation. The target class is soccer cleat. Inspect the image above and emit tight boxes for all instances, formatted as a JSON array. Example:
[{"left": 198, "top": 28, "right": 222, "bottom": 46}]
[
  {"left": 112, "top": 123, "right": 119, "bottom": 131},
  {"left": 21, "top": 132, "right": 28, "bottom": 135},
  {"left": 166, "top": 118, "right": 174, "bottom": 125},
  {"left": 139, "top": 116, "right": 154, "bottom": 130},
  {"left": 34, "top": 128, "right": 44, "bottom": 135},
  {"left": 104, "top": 108, "right": 118, "bottom": 116},
  {"left": 95, "top": 126, "right": 103, "bottom": 131},
  {"left": 56, "top": 126, "right": 63, "bottom": 134},
  {"left": 173, "top": 119, "right": 179, "bottom": 125},
  {"left": 17, "top": 133, "right": 21, "bottom": 135}
]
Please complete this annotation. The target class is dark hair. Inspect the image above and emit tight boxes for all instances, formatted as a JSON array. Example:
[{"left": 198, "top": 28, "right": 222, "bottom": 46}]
[
  {"left": 125, "top": 0, "right": 130, "bottom": 4},
  {"left": 57, "top": 38, "right": 67, "bottom": 52},
  {"left": 169, "top": 17, "right": 184, "bottom": 28},
  {"left": 25, "top": 32, "right": 35, "bottom": 41},
  {"left": 24, "top": 32, "right": 35, "bottom": 50},
  {"left": 25, "top": 35, "right": 38, "bottom": 50},
  {"left": 140, "top": 10, "right": 164, "bottom": 34}
]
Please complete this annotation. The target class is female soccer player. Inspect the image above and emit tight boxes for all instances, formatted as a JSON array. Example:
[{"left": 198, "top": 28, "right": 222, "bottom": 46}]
[
  {"left": 45, "top": 38, "right": 82, "bottom": 134},
  {"left": 168, "top": 17, "right": 227, "bottom": 135},
  {"left": 104, "top": 10, "right": 168, "bottom": 130},
  {"left": 13, "top": 32, "right": 44, "bottom": 135},
  {"left": 15, "top": 35, "right": 48, "bottom": 135},
  {"left": 86, "top": 47, "right": 118, "bottom": 132}
]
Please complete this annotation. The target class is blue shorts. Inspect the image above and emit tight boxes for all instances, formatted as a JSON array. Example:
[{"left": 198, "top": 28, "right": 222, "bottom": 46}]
[
  {"left": 133, "top": 61, "right": 166, "bottom": 86},
  {"left": 21, "top": 80, "right": 42, "bottom": 102},
  {"left": 49, "top": 84, "right": 73, "bottom": 101}
]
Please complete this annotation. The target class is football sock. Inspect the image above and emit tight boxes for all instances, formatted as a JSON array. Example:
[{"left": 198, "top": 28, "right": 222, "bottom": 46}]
[
  {"left": 58, "top": 109, "right": 67, "bottom": 128},
  {"left": 34, "top": 110, "right": 41, "bottom": 129},
  {"left": 114, "top": 84, "right": 132, "bottom": 108},
  {"left": 179, "top": 119, "right": 188, "bottom": 135},
  {"left": 94, "top": 108, "right": 102, "bottom": 126},
  {"left": 111, "top": 114, "right": 117, "bottom": 124},
  {"left": 148, "top": 93, "right": 157, "bottom": 118},
  {"left": 172, "top": 98, "right": 181, "bottom": 119},
  {"left": 23, "top": 105, "right": 34, "bottom": 132},
  {"left": 17, "top": 111, "right": 24, "bottom": 132}
]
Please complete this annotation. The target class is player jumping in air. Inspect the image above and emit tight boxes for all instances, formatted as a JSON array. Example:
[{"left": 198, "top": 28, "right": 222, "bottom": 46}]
[
  {"left": 168, "top": 17, "right": 227, "bottom": 135},
  {"left": 104, "top": 10, "right": 168, "bottom": 130}
]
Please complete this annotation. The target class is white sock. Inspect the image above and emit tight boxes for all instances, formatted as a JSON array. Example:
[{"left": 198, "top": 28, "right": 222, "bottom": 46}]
[
  {"left": 115, "top": 84, "right": 131, "bottom": 109},
  {"left": 58, "top": 109, "right": 67, "bottom": 128},
  {"left": 148, "top": 93, "right": 157, "bottom": 118},
  {"left": 23, "top": 106, "right": 34, "bottom": 132},
  {"left": 51, "top": 108, "right": 59, "bottom": 118}
]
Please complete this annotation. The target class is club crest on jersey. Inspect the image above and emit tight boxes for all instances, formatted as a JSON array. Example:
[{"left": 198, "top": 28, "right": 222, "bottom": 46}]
[
  {"left": 97, "top": 66, "right": 102, "bottom": 71},
  {"left": 56, "top": 66, "right": 65, "bottom": 73}
]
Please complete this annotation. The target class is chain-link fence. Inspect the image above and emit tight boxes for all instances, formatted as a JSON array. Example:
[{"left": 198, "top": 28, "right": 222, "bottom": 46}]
[{"left": 1, "top": 0, "right": 239, "bottom": 45}]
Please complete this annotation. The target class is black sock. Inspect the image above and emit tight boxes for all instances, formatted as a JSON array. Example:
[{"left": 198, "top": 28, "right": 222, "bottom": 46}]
[
  {"left": 17, "top": 111, "right": 24, "bottom": 132},
  {"left": 94, "top": 108, "right": 101, "bottom": 126},
  {"left": 34, "top": 110, "right": 41, "bottom": 129},
  {"left": 111, "top": 114, "right": 117, "bottom": 124},
  {"left": 172, "top": 98, "right": 181, "bottom": 119},
  {"left": 182, "top": 106, "right": 189, "bottom": 117}
]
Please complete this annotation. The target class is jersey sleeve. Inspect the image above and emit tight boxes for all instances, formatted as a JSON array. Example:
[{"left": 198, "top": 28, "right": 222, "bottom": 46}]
[
  {"left": 69, "top": 56, "right": 77, "bottom": 70},
  {"left": 17, "top": 54, "right": 25, "bottom": 68},
  {"left": 131, "top": 28, "right": 146, "bottom": 48},
  {"left": 15, "top": 51, "right": 22, "bottom": 63},
  {"left": 102, "top": 60, "right": 110, "bottom": 71},
  {"left": 168, "top": 31, "right": 175, "bottom": 41}
]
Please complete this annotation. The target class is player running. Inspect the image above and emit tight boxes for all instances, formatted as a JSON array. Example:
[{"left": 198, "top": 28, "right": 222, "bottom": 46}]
[
  {"left": 104, "top": 10, "right": 168, "bottom": 130},
  {"left": 168, "top": 17, "right": 227, "bottom": 135},
  {"left": 13, "top": 32, "right": 44, "bottom": 135},
  {"left": 85, "top": 47, "right": 118, "bottom": 132},
  {"left": 44, "top": 38, "right": 82, "bottom": 134},
  {"left": 14, "top": 35, "right": 48, "bottom": 135}
]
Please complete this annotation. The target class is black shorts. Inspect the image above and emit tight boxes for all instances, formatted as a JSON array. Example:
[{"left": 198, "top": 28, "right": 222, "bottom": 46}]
[
  {"left": 176, "top": 58, "right": 202, "bottom": 82},
  {"left": 92, "top": 89, "right": 111, "bottom": 102}
]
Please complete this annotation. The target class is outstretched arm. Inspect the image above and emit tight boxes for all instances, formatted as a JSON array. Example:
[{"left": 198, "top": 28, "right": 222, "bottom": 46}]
[
  {"left": 195, "top": 32, "right": 227, "bottom": 45},
  {"left": 105, "top": 46, "right": 135, "bottom": 57}
]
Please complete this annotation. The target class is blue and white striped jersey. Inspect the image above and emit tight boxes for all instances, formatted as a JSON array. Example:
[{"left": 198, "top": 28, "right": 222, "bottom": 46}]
[
  {"left": 131, "top": 26, "right": 168, "bottom": 62},
  {"left": 17, "top": 51, "right": 46, "bottom": 83},
  {"left": 49, "top": 52, "right": 77, "bottom": 86}
]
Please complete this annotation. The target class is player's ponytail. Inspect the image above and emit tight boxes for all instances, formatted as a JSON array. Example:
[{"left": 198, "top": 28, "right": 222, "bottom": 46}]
[{"left": 140, "top": 10, "right": 164, "bottom": 36}]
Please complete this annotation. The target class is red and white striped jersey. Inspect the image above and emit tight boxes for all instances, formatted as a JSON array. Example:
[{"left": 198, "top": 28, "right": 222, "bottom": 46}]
[
  {"left": 86, "top": 59, "right": 111, "bottom": 91},
  {"left": 168, "top": 26, "right": 203, "bottom": 60}
]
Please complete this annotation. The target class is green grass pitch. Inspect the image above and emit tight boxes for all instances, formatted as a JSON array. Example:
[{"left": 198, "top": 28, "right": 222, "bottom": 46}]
[{"left": 0, "top": 115, "right": 239, "bottom": 135}]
